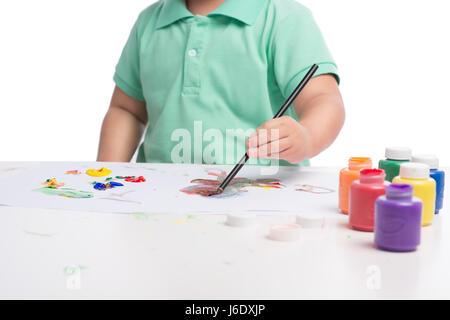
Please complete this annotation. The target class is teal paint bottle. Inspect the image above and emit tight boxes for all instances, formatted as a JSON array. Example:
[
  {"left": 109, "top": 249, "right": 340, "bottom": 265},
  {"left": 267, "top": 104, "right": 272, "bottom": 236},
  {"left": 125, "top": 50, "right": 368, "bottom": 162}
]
[{"left": 378, "top": 147, "right": 411, "bottom": 182}]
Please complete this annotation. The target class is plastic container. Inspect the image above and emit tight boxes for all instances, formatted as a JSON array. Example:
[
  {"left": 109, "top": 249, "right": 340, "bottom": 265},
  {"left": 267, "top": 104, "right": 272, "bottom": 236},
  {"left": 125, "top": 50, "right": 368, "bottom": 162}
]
[
  {"left": 349, "top": 169, "right": 388, "bottom": 232},
  {"left": 339, "top": 157, "right": 372, "bottom": 214},
  {"left": 392, "top": 162, "right": 436, "bottom": 226},
  {"left": 269, "top": 224, "right": 300, "bottom": 242},
  {"left": 412, "top": 154, "right": 445, "bottom": 214},
  {"left": 226, "top": 213, "right": 257, "bottom": 227},
  {"left": 378, "top": 147, "right": 411, "bottom": 182},
  {"left": 375, "top": 184, "right": 422, "bottom": 252}
]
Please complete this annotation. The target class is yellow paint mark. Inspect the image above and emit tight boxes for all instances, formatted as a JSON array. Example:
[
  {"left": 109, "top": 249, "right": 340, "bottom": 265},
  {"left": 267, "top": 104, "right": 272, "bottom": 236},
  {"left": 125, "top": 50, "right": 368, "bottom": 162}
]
[
  {"left": 174, "top": 215, "right": 195, "bottom": 224},
  {"left": 86, "top": 167, "right": 112, "bottom": 177}
]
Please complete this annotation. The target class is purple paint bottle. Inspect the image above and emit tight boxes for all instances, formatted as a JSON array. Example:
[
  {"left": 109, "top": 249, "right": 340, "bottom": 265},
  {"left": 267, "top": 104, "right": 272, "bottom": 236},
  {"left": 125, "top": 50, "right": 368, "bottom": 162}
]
[{"left": 374, "top": 184, "right": 422, "bottom": 252}]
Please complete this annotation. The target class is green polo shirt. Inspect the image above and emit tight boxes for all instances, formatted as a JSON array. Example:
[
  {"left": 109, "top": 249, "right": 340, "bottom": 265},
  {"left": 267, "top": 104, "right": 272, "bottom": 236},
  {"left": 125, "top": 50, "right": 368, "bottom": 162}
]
[{"left": 114, "top": 0, "right": 339, "bottom": 165}]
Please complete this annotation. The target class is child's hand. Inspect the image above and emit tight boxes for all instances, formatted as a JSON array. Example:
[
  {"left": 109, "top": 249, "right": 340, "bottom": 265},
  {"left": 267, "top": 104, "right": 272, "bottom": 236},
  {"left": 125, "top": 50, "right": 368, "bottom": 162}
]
[{"left": 246, "top": 116, "right": 311, "bottom": 164}]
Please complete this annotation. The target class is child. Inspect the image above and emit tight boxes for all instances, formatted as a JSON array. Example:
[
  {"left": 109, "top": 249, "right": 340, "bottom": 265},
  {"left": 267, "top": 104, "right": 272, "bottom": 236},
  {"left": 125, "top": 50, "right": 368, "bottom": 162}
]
[{"left": 97, "top": 0, "right": 345, "bottom": 166}]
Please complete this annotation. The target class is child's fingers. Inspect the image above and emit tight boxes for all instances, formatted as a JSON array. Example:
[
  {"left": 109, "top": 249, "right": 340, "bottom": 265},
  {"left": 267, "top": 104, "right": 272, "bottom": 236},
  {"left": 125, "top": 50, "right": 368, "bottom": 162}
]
[
  {"left": 247, "top": 138, "right": 292, "bottom": 159},
  {"left": 279, "top": 148, "right": 299, "bottom": 164},
  {"left": 247, "top": 121, "right": 289, "bottom": 149}
]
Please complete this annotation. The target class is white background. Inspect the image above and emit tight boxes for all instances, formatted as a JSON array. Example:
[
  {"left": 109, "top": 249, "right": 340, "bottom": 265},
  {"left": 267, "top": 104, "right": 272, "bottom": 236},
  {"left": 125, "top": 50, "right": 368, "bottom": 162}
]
[{"left": 0, "top": 0, "right": 449, "bottom": 166}]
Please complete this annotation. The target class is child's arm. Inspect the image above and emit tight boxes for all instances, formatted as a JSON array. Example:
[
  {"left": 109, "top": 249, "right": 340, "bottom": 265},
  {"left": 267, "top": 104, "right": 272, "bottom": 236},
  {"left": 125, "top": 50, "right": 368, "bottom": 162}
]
[
  {"left": 97, "top": 86, "right": 148, "bottom": 162},
  {"left": 246, "top": 74, "right": 344, "bottom": 164}
]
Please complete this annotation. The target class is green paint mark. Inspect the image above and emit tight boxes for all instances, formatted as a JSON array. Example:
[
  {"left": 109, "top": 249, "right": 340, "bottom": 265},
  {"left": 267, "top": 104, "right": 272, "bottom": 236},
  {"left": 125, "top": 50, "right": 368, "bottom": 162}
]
[
  {"left": 64, "top": 265, "right": 88, "bottom": 275},
  {"left": 24, "top": 230, "right": 54, "bottom": 237},
  {"left": 132, "top": 212, "right": 150, "bottom": 221},
  {"left": 346, "top": 235, "right": 351, "bottom": 240},
  {"left": 145, "top": 168, "right": 157, "bottom": 171},
  {"left": 187, "top": 215, "right": 195, "bottom": 220},
  {"left": 34, "top": 187, "right": 93, "bottom": 198}
]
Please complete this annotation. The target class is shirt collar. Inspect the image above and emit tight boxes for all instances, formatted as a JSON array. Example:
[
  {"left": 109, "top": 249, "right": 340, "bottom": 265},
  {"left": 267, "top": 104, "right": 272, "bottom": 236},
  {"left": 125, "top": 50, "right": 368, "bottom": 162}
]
[{"left": 156, "top": 0, "right": 265, "bottom": 29}]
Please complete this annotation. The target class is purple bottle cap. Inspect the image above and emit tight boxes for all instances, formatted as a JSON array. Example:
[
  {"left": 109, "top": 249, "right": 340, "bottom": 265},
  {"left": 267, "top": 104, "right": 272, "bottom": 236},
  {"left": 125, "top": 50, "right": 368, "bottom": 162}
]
[{"left": 387, "top": 184, "right": 413, "bottom": 199}]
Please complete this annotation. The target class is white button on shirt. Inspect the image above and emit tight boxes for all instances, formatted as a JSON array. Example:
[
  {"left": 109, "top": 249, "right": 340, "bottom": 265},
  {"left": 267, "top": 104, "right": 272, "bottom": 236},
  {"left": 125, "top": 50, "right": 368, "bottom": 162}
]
[{"left": 188, "top": 49, "right": 197, "bottom": 57}]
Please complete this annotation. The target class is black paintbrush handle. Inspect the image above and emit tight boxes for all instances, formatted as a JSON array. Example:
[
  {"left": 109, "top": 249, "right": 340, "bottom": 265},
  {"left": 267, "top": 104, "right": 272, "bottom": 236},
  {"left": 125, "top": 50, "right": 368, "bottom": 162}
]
[
  {"left": 217, "top": 64, "right": 319, "bottom": 192},
  {"left": 218, "top": 154, "right": 249, "bottom": 192},
  {"left": 273, "top": 64, "right": 319, "bottom": 118}
]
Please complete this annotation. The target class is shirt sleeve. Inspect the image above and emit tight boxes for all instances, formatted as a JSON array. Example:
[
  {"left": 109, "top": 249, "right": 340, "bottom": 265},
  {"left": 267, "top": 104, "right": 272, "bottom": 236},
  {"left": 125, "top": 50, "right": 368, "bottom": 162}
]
[
  {"left": 113, "top": 17, "right": 145, "bottom": 101},
  {"left": 271, "top": 6, "right": 339, "bottom": 99}
]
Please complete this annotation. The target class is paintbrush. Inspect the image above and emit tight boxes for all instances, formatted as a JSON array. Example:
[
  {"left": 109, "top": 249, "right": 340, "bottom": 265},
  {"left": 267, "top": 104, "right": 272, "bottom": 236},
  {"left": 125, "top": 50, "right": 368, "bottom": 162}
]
[{"left": 205, "top": 64, "right": 319, "bottom": 196}]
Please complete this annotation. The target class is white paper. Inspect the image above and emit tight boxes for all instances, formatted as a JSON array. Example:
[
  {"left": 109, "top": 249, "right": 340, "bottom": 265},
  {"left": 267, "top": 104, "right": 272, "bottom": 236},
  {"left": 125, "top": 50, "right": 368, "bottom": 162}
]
[{"left": 0, "top": 162, "right": 339, "bottom": 215}]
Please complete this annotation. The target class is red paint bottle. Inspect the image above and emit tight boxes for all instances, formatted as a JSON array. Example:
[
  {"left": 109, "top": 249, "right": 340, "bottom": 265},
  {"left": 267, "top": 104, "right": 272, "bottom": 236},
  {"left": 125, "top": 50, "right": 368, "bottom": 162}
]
[{"left": 349, "top": 169, "right": 388, "bottom": 232}]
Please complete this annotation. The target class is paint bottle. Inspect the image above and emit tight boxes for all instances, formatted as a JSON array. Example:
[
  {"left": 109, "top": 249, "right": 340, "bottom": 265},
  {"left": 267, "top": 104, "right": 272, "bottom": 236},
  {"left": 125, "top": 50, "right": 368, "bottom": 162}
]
[
  {"left": 349, "top": 169, "right": 388, "bottom": 232},
  {"left": 339, "top": 157, "right": 372, "bottom": 214},
  {"left": 378, "top": 147, "right": 411, "bottom": 182},
  {"left": 412, "top": 154, "right": 445, "bottom": 214},
  {"left": 375, "top": 184, "right": 422, "bottom": 252},
  {"left": 392, "top": 163, "right": 436, "bottom": 226}
]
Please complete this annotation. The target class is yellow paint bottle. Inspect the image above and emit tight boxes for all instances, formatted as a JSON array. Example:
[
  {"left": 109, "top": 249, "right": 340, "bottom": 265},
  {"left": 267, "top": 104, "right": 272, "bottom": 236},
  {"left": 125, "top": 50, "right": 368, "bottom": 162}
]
[{"left": 393, "top": 162, "right": 436, "bottom": 226}]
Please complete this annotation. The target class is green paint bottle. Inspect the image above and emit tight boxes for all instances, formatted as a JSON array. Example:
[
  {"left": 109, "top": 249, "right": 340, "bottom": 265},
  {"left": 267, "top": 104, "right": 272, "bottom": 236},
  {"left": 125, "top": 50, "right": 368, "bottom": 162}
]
[{"left": 378, "top": 147, "right": 411, "bottom": 182}]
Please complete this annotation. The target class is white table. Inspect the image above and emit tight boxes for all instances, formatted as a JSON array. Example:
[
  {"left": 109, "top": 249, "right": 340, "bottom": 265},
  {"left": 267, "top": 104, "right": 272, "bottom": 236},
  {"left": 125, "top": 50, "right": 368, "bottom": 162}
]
[{"left": 0, "top": 162, "right": 448, "bottom": 299}]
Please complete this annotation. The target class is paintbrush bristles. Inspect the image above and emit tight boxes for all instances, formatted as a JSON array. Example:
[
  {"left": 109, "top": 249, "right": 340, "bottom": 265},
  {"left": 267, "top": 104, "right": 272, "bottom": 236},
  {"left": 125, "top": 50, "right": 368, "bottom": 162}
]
[{"left": 202, "top": 188, "right": 223, "bottom": 197}]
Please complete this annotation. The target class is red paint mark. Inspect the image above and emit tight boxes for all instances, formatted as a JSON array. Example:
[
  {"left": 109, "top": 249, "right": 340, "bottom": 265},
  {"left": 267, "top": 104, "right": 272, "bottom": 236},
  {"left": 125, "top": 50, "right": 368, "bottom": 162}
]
[
  {"left": 181, "top": 186, "right": 223, "bottom": 197},
  {"left": 181, "top": 170, "right": 284, "bottom": 197},
  {"left": 65, "top": 170, "right": 81, "bottom": 175},
  {"left": 295, "top": 184, "right": 335, "bottom": 194},
  {"left": 124, "top": 176, "right": 146, "bottom": 183},
  {"left": 208, "top": 172, "right": 220, "bottom": 177}
]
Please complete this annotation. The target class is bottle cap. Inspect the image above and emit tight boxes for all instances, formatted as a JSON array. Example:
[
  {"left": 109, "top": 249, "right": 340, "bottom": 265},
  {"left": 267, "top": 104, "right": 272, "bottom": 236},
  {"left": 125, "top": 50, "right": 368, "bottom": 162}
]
[
  {"left": 226, "top": 213, "right": 257, "bottom": 227},
  {"left": 359, "top": 168, "right": 386, "bottom": 184},
  {"left": 385, "top": 147, "right": 412, "bottom": 160},
  {"left": 296, "top": 213, "right": 325, "bottom": 228},
  {"left": 411, "top": 154, "right": 439, "bottom": 170},
  {"left": 399, "top": 162, "right": 430, "bottom": 179},
  {"left": 269, "top": 224, "right": 300, "bottom": 241},
  {"left": 348, "top": 157, "right": 372, "bottom": 171},
  {"left": 387, "top": 184, "right": 414, "bottom": 199}
]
